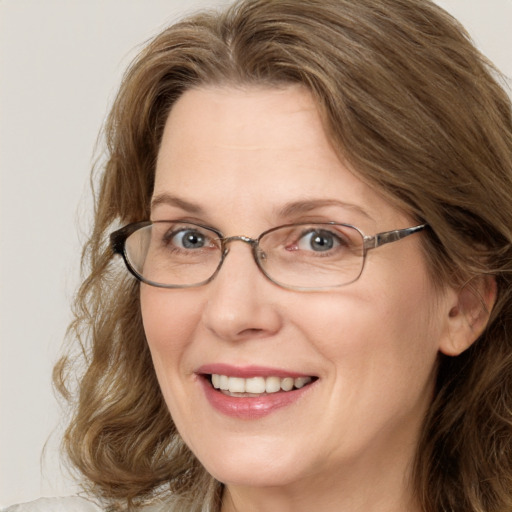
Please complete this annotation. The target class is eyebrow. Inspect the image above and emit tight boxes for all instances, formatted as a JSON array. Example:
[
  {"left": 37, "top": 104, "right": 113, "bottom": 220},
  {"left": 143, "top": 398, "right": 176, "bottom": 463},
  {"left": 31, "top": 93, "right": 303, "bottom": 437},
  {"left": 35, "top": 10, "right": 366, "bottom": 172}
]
[
  {"left": 277, "top": 199, "right": 375, "bottom": 222},
  {"left": 151, "top": 193, "right": 374, "bottom": 222},
  {"left": 151, "top": 193, "right": 205, "bottom": 214}
]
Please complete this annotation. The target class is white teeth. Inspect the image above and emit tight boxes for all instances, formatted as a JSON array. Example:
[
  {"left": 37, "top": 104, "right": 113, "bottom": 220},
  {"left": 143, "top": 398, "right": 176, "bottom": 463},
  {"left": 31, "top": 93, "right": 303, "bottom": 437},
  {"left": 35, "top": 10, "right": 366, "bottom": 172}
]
[
  {"left": 294, "top": 377, "right": 311, "bottom": 389},
  {"left": 265, "top": 376, "right": 281, "bottom": 393},
  {"left": 219, "top": 375, "right": 229, "bottom": 390},
  {"left": 281, "top": 377, "right": 294, "bottom": 391},
  {"left": 246, "top": 377, "right": 266, "bottom": 394},
  {"left": 210, "top": 374, "right": 313, "bottom": 394},
  {"left": 228, "top": 377, "right": 246, "bottom": 393}
]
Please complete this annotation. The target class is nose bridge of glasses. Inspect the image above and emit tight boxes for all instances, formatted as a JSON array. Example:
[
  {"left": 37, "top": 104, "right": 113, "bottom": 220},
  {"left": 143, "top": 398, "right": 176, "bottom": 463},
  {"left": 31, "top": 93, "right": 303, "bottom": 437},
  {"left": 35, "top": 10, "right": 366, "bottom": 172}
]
[
  {"left": 218, "top": 235, "right": 263, "bottom": 270},
  {"left": 221, "top": 235, "right": 258, "bottom": 247},
  {"left": 213, "top": 234, "right": 266, "bottom": 285}
]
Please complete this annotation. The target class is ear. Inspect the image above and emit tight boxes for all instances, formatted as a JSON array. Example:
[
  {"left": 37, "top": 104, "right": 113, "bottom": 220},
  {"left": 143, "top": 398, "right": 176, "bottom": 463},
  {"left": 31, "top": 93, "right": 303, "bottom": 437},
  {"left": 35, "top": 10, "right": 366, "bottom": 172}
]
[{"left": 439, "top": 275, "right": 497, "bottom": 357}]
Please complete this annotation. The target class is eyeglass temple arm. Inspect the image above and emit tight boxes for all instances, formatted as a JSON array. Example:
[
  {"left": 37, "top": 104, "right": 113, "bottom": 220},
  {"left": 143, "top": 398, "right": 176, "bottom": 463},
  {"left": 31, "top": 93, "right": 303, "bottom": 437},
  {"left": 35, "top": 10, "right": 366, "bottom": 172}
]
[
  {"left": 110, "top": 231, "right": 125, "bottom": 255},
  {"left": 363, "top": 224, "right": 427, "bottom": 250},
  {"left": 110, "top": 221, "right": 152, "bottom": 254}
]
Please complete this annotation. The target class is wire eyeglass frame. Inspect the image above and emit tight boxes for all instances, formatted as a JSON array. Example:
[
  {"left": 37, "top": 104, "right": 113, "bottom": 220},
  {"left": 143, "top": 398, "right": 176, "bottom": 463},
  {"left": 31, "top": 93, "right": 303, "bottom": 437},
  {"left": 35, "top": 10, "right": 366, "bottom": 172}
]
[{"left": 110, "top": 220, "right": 427, "bottom": 292}]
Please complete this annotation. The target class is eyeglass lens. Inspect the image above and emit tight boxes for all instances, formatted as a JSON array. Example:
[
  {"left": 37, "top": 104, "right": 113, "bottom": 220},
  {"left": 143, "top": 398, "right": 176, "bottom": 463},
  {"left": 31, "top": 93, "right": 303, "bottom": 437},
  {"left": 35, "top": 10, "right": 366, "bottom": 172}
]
[{"left": 123, "top": 221, "right": 366, "bottom": 289}]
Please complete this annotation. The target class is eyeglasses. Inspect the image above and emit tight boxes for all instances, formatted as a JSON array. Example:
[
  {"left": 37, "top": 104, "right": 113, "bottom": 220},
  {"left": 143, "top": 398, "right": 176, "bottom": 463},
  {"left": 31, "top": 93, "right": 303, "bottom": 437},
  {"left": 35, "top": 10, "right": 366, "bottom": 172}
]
[{"left": 110, "top": 220, "right": 426, "bottom": 291}]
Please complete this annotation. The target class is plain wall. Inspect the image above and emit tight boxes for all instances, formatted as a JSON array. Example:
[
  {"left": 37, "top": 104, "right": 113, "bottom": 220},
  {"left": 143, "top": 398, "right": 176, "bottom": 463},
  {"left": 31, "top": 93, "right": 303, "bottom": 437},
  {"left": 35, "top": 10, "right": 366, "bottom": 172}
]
[{"left": 1, "top": 0, "right": 511, "bottom": 507}]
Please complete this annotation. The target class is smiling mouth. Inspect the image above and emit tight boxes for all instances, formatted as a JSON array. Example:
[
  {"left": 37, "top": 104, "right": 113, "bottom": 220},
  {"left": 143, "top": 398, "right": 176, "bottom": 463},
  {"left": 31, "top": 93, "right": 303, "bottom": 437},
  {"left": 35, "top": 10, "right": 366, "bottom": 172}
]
[{"left": 208, "top": 374, "right": 317, "bottom": 396}]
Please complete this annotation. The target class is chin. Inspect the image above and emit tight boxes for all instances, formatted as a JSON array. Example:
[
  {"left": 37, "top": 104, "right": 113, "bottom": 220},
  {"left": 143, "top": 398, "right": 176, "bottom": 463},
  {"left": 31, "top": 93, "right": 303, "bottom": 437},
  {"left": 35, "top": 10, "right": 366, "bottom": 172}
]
[
  {"left": 208, "top": 462, "right": 301, "bottom": 488},
  {"left": 191, "top": 439, "right": 308, "bottom": 488}
]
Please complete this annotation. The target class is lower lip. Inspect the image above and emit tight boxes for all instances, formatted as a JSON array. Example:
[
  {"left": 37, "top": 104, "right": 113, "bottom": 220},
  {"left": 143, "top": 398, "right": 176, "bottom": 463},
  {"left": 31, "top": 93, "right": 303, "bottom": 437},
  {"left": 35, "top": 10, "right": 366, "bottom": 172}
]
[{"left": 199, "top": 377, "right": 315, "bottom": 419}]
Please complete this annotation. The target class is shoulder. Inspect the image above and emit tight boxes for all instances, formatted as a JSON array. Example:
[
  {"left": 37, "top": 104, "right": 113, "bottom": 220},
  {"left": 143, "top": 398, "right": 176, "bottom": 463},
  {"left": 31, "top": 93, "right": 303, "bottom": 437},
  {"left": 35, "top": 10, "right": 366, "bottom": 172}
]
[
  {"left": 1, "top": 497, "right": 102, "bottom": 512},
  {"left": 1, "top": 497, "right": 178, "bottom": 512}
]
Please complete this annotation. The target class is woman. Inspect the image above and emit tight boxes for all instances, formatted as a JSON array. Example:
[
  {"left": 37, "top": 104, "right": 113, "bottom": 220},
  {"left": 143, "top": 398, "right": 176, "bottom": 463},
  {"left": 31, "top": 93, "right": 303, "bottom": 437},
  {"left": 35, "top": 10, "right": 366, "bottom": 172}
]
[{"left": 7, "top": 0, "right": 512, "bottom": 511}]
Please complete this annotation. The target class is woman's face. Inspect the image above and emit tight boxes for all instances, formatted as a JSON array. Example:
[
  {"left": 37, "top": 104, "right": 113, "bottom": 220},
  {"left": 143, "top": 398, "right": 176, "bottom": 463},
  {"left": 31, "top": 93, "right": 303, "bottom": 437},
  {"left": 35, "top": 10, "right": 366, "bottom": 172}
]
[{"left": 142, "top": 85, "right": 454, "bottom": 494}]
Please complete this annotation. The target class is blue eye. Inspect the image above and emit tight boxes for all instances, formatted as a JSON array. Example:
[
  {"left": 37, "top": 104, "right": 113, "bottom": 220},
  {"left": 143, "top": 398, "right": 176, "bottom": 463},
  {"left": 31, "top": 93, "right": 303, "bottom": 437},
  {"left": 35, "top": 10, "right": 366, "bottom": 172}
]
[
  {"left": 297, "top": 230, "right": 341, "bottom": 252},
  {"left": 171, "top": 229, "right": 207, "bottom": 249}
]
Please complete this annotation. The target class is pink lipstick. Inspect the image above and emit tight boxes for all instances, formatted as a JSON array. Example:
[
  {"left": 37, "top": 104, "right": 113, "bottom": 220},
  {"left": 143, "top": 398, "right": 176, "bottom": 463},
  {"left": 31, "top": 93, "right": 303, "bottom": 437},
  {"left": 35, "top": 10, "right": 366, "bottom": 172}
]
[{"left": 196, "top": 364, "right": 317, "bottom": 419}]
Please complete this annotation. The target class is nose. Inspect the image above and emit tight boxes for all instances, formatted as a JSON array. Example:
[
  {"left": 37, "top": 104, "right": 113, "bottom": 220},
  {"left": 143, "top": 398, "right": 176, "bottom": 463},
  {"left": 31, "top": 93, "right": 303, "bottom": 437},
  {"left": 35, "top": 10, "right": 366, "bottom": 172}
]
[{"left": 201, "top": 240, "right": 283, "bottom": 342}]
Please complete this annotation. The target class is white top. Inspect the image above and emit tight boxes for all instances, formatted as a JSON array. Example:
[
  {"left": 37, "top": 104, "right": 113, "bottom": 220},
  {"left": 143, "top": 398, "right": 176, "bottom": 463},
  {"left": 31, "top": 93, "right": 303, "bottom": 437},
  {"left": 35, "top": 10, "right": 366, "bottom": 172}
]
[
  {"left": 1, "top": 497, "right": 167, "bottom": 512},
  {"left": 0, "top": 496, "right": 211, "bottom": 512},
  {"left": 1, "top": 497, "right": 102, "bottom": 512}
]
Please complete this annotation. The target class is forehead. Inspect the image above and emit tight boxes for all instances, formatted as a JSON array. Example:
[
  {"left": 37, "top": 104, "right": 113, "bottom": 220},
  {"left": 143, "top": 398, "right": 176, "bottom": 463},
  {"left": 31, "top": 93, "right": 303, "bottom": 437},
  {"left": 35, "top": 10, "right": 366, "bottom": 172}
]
[
  {"left": 157, "top": 84, "right": 325, "bottom": 165},
  {"left": 153, "top": 85, "right": 405, "bottom": 232}
]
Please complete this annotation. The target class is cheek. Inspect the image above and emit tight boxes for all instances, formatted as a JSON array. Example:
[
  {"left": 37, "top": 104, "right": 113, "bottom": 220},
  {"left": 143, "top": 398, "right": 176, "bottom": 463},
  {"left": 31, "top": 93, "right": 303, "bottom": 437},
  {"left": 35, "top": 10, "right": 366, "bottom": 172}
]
[
  {"left": 140, "top": 287, "right": 201, "bottom": 422},
  {"left": 304, "top": 285, "right": 438, "bottom": 354},
  {"left": 355, "top": 248, "right": 446, "bottom": 359},
  {"left": 141, "top": 287, "right": 199, "bottom": 351},
  {"left": 298, "top": 271, "right": 444, "bottom": 404},
  {"left": 139, "top": 286, "right": 204, "bottom": 398}
]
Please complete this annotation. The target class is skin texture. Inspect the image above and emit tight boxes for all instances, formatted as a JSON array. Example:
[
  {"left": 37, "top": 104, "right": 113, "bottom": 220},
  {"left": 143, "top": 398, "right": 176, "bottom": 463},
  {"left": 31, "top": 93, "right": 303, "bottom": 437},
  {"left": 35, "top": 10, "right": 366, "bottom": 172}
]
[{"left": 141, "top": 85, "right": 466, "bottom": 512}]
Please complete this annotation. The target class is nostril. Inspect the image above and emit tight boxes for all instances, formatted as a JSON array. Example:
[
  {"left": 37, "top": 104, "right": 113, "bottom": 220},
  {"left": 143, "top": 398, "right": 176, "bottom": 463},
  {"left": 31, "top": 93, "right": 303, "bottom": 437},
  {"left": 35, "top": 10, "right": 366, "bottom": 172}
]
[{"left": 240, "top": 327, "right": 265, "bottom": 336}]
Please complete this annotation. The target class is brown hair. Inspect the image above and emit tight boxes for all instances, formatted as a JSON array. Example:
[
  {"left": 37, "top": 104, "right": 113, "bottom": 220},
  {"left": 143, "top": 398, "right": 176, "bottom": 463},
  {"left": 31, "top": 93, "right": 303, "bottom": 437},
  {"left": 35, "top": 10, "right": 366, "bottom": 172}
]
[{"left": 54, "top": 0, "right": 512, "bottom": 510}]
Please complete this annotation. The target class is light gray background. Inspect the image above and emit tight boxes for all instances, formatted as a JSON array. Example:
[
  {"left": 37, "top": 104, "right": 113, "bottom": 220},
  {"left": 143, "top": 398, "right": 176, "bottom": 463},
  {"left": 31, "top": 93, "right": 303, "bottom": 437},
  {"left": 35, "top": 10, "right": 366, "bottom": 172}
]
[{"left": 1, "top": 0, "right": 511, "bottom": 507}]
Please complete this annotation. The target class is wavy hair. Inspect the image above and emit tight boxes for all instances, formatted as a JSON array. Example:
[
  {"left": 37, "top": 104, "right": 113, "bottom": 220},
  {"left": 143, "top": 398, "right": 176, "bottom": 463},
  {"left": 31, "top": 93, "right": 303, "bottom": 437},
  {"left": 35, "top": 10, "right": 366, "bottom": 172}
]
[{"left": 54, "top": 0, "right": 512, "bottom": 510}]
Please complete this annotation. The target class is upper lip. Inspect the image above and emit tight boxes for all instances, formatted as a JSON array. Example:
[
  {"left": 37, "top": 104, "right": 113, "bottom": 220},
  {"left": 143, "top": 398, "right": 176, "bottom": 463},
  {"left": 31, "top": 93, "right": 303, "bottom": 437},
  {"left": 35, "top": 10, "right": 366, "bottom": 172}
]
[{"left": 196, "top": 363, "right": 315, "bottom": 379}]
